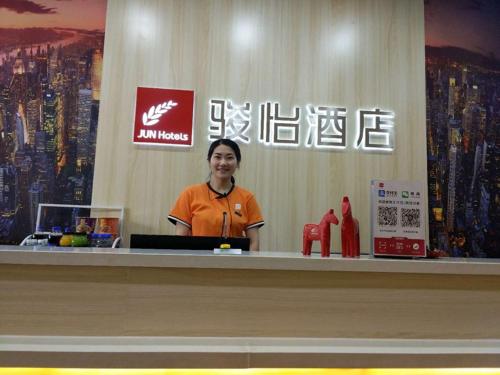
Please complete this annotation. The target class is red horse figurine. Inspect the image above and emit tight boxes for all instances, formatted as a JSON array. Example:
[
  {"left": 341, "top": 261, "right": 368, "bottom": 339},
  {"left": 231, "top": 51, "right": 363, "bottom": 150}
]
[
  {"left": 303, "top": 209, "right": 339, "bottom": 257},
  {"left": 341, "top": 196, "right": 360, "bottom": 257}
]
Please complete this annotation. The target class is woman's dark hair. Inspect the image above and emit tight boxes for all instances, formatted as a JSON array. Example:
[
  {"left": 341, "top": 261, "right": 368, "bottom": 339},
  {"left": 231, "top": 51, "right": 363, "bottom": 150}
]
[{"left": 207, "top": 138, "right": 241, "bottom": 163}]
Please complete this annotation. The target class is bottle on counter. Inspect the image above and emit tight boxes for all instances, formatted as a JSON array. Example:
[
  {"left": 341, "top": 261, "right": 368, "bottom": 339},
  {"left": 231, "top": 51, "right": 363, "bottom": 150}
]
[
  {"left": 24, "top": 235, "right": 40, "bottom": 246},
  {"left": 48, "top": 226, "right": 63, "bottom": 246},
  {"left": 31, "top": 227, "right": 50, "bottom": 246}
]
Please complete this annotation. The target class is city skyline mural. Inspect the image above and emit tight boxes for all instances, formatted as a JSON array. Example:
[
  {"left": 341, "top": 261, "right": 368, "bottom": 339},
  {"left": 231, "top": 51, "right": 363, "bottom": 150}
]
[
  {"left": 0, "top": 0, "right": 107, "bottom": 244},
  {"left": 425, "top": 0, "right": 500, "bottom": 257}
]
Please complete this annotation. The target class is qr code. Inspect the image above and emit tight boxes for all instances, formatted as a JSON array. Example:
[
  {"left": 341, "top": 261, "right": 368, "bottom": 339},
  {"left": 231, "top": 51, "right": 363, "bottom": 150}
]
[
  {"left": 377, "top": 206, "right": 397, "bottom": 226},
  {"left": 401, "top": 208, "right": 420, "bottom": 227}
]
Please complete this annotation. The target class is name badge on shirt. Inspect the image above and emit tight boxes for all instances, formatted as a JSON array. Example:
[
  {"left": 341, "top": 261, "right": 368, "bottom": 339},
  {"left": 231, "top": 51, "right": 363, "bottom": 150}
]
[{"left": 235, "top": 203, "right": 242, "bottom": 217}]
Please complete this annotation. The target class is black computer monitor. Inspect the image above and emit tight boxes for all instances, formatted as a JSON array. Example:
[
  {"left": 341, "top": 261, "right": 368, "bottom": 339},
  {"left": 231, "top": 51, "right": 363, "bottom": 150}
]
[{"left": 129, "top": 234, "right": 250, "bottom": 251}]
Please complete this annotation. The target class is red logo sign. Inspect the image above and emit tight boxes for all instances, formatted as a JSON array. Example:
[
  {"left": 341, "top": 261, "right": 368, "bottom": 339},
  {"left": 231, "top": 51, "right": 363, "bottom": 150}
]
[{"left": 133, "top": 87, "right": 194, "bottom": 146}]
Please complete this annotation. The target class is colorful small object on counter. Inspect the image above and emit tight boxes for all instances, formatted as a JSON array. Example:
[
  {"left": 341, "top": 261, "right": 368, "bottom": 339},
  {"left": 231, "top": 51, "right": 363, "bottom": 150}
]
[
  {"left": 59, "top": 229, "right": 73, "bottom": 247},
  {"left": 341, "top": 196, "right": 360, "bottom": 257},
  {"left": 71, "top": 232, "right": 90, "bottom": 247},
  {"left": 75, "top": 217, "right": 96, "bottom": 234},
  {"left": 91, "top": 233, "right": 114, "bottom": 248},
  {"left": 302, "top": 209, "right": 339, "bottom": 257},
  {"left": 95, "top": 217, "right": 119, "bottom": 239}
]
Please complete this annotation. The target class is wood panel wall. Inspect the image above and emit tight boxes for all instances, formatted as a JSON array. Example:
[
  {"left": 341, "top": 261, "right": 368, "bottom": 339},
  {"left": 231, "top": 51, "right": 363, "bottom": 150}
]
[{"left": 92, "top": 0, "right": 427, "bottom": 251}]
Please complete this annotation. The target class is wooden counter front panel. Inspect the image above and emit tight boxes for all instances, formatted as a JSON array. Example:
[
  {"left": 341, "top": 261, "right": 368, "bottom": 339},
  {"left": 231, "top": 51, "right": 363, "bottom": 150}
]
[{"left": 1, "top": 264, "right": 499, "bottom": 339}]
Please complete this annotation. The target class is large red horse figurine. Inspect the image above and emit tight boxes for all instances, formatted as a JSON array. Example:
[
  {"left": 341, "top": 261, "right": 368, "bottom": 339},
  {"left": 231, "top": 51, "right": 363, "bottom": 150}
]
[
  {"left": 302, "top": 209, "right": 339, "bottom": 257},
  {"left": 341, "top": 196, "right": 360, "bottom": 257}
]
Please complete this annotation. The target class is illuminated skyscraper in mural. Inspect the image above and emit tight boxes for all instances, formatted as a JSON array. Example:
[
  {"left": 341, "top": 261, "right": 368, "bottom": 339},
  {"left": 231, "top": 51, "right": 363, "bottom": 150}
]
[
  {"left": 47, "top": 46, "right": 59, "bottom": 85},
  {"left": 447, "top": 77, "right": 456, "bottom": 118},
  {"left": 0, "top": 165, "right": 16, "bottom": 213},
  {"left": 42, "top": 90, "right": 56, "bottom": 154},
  {"left": 26, "top": 99, "right": 40, "bottom": 145},
  {"left": 447, "top": 144, "right": 457, "bottom": 232},
  {"left": 77, "top": 88, "right": 92, "bottom": 171},
  {"left": 14, "top": 112, "right": 25, "bottom": 151},
  {"left": 91, "top": 49, "right": 102, "bottom": 101}
]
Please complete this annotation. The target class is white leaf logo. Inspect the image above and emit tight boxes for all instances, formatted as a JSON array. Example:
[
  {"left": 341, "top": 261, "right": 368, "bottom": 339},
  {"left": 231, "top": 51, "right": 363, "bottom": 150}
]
[{"left": 142, "top": 100, "right": 178, "bottom": 126}]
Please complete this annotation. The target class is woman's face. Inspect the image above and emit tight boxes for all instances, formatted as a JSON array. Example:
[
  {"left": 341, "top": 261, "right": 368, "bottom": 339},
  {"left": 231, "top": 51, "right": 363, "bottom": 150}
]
[{"left": 209, "top": 144, "right": 238, "bottom": 180}]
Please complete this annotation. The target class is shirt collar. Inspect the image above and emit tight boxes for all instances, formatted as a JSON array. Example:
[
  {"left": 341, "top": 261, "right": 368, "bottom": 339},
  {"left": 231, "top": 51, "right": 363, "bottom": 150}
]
[{"left": 206, "top": 177, "right": 235, "bottom": 200}]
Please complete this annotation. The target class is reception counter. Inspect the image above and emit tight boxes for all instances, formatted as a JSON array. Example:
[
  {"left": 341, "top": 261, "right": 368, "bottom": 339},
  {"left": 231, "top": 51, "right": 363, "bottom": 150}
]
[{"left": 1, "top": 245, "right": 499, "bottom": 368}]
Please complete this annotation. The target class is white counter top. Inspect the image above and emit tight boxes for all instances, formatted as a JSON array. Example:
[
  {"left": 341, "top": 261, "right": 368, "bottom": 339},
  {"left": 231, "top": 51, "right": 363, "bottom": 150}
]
[
  {"left": 1, "top": 245, "right": 499, "bottom": 275},
  {"left": 2, "top": 335, "right": 500, "bottom": 368}
]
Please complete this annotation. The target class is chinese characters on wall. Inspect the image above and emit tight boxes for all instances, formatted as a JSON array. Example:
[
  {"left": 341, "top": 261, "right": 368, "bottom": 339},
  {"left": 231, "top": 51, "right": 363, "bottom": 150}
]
[{"left": 208, "top": 99, "right": 395, "bottom": 151}]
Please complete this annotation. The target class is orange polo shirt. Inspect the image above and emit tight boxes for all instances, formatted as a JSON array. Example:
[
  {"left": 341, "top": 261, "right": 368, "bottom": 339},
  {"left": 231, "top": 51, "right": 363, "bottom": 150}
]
[{"left": 168, "top": 183, "right": 264, "bottom": 237}]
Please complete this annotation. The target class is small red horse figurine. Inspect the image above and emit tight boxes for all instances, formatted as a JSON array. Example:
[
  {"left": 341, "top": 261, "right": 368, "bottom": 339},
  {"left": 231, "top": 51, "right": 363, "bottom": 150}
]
[
  {"left": 341, "top": 196, "right": 360, "bottom": 257},
  {"left": 303, "top": 209, "right": 339, "bottom": 257}
]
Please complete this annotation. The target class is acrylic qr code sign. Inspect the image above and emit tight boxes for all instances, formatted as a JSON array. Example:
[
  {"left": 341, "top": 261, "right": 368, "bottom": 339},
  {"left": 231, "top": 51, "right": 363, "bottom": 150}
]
[{"left": 371, "top": 180, "right": 425, "bottom": 257}]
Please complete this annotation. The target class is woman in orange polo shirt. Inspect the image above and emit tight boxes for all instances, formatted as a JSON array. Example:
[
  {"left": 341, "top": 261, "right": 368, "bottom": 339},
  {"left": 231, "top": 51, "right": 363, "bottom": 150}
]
[{"left": 168, "top": 139, "right": 264, "bottom": 251}]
